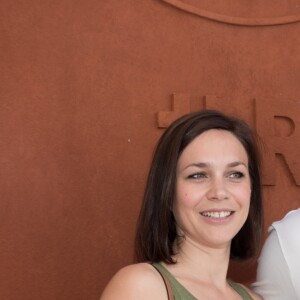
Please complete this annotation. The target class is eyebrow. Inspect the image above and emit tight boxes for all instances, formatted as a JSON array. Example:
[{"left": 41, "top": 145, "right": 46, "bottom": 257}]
[
  {"left": 183, "top": 161, "right": 248, "bottom": 170},
  {"left": 227, "top": 161, "right": 249, "bottom": 169}
]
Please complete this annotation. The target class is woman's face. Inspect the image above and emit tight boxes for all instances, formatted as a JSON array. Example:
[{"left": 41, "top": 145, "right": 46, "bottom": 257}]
[{"left": 173, "top": 129, "right": 251, "bottom": 250}]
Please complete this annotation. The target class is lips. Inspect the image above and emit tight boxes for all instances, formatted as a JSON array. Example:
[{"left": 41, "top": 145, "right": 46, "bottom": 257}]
[{"left": 200, "top": 210, "right": 234, "bottom": 219}]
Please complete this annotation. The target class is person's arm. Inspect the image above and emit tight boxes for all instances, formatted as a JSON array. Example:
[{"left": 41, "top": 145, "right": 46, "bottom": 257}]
[
  {"left": 252, "top": 229, "right": 297, "bottom": 300},
  {"left": 100, "top": 263, "right": 169, "bottom": 300}
]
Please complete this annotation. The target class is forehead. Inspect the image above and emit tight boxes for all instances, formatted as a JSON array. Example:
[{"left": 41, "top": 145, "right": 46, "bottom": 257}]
[{"left": 178, "top": 129, "right": 248, "bottom": 166}]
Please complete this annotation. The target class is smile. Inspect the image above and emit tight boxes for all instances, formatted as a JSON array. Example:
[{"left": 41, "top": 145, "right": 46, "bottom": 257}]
[{"left": 200, "top": 211, "right": 233, "bottom": 219}]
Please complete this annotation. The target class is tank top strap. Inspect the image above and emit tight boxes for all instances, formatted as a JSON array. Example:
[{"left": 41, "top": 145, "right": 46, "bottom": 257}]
[
  {"left": 151, "top": 263, "right": 197, "bottom": 300},
  {"left": 228, "top": 279, "right": 254, "bottom": 300}
]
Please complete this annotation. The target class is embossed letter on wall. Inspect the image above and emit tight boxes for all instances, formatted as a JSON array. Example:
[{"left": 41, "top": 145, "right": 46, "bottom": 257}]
[
  {"left": 255, "top": 98, "right": 300, "bottom": 186},
  {"left": 157, "top": 94, "right": 300, "bottom": 186}
]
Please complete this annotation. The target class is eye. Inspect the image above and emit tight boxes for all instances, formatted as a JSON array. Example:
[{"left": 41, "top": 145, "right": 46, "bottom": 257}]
[
  {"left": 228, "top": 171, "right": 245, "bottom": 179},
  {"left": 187, "top": 172, "right": 208, "bottom": 180}
]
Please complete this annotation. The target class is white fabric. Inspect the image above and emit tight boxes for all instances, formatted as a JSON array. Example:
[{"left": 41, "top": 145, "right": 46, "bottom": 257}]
[{"left": 252, "top": 208, "right": 300, "bottom": 300}]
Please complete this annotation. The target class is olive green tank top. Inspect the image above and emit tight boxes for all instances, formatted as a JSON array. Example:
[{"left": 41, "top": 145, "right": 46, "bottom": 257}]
[{"left": 152, "top": 263, "right": 253, "bottom": 300}]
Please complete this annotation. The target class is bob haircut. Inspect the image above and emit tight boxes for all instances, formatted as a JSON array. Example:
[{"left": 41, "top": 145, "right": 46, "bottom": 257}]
[{"left": 135, "top": 109, "right": 263, "bottom": 263}]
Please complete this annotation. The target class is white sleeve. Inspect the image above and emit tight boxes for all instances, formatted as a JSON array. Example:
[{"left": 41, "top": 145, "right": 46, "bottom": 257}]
[{"left": 252, "top": 229, "right": 298, "bottom": 300}]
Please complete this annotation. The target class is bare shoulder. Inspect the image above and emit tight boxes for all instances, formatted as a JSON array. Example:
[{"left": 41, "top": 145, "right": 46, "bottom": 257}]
[
  {"left": 100, "top": 263, "right": 168, "bottom": 300},
  {"left": 240, "top": 284, "right": 263, "bottom": 300}
]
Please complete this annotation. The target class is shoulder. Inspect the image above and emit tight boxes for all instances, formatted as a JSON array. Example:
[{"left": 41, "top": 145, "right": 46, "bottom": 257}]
[
  {"left": 272, "top": 208, "right": 300, "bottom": 232},
  {"left": 100, "top": 263, "right": 168, "bottom": 300},
  {"left": 257, "top": 227, "right": 281, "bottom": 263},
  {"left": 268, "top": 208, "right": 300, "bottom": 262},
  {"left": 252, "top": 211, "right": 300, "bottom": 298}
]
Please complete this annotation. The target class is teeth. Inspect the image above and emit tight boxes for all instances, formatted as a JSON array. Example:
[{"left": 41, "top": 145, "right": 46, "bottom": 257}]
[{"left": 201, "top": 211, "right": 232, "bottom": 219}]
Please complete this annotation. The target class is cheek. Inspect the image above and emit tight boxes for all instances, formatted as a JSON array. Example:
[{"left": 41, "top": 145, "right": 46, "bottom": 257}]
[
  {"left": 236, "top": 185, "right": 251, "bottom": 206},
  {"left": 173, "top": 188, "right": 192, "bottom": 215},
  {"left": 176, "top": 189, "right": 197, "bottom": 207}
]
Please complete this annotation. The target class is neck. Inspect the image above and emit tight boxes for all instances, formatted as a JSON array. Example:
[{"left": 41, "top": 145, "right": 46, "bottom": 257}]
[{"left": 170, "top": 235, "right": 231, "bottom": 287}]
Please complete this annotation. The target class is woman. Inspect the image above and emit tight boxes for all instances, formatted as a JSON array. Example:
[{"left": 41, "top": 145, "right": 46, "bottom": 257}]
[{"left": 101, "top": 110, "right": 263, "bottom": 300}]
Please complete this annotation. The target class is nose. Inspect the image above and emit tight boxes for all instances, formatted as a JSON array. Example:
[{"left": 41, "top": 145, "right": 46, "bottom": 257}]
[{"left": 206, "top": 177, "right": 229, "bottom": 201}]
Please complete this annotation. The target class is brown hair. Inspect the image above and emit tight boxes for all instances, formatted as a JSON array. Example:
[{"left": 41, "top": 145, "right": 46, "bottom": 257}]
[{"left": 135, "top": 109, "right": 263, "bottom": 263}]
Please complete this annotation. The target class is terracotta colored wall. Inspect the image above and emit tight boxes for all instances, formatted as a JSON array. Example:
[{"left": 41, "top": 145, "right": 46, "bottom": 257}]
[{"left": 1, "top": 1, "right": 300, "bottom": 299}]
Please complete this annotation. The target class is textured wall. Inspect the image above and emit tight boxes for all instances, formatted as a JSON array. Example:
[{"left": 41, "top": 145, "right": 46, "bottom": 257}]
[{"left": 1, "top": 1, "right": 300, "bottom": 299}]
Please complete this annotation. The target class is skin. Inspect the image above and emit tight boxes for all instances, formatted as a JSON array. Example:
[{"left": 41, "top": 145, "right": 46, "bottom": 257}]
[
  {"left": 173, "top": 129, "right": 251, "bottom": 252},
  {"left": 100, "top": 129, "right": 262, "bottom": 300}
]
